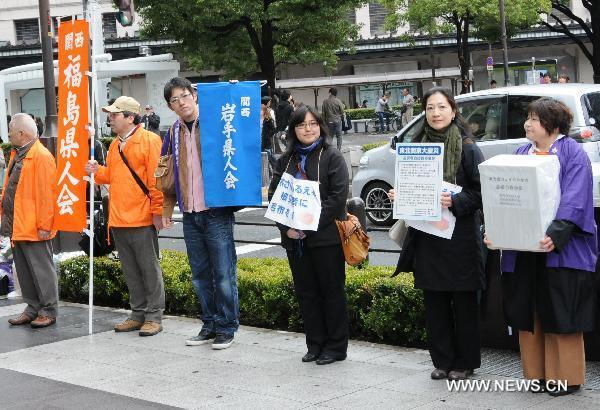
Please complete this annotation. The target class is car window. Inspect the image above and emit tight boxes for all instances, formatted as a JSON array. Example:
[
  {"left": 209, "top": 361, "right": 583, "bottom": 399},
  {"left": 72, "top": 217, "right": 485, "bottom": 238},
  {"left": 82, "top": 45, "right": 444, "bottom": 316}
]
[
  {"left": 506, "top": 96, "right": 539, "bottom": 140},
  {"left": 583, "top": 92, "right": 600, "bottom": 128},
  {"left": 458, "top": 98, "right": 503, "bottom": 141},
  {"left": 397, "top": 115, "right": 424, "bottom": 143}
]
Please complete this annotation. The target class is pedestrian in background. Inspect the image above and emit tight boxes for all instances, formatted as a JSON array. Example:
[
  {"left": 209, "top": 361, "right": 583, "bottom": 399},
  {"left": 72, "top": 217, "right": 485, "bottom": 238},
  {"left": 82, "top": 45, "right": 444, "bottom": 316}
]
[
  {"left": 141, "top": 105, "right": 161, "bottom": 135},
  {"left": 401, "top": 88, "right": 415, "bottom": 127},
  {"left": 375, "top": 91, "right": 391, "bottom": 133},
  {"left": 486, "top": 98, "right": 597, "bottom": 396},
  {"left": 269, "top": 106, "right": 349, "bottom": 365},
  {"left": 3, "top": 113, "right": 58, "bottom": 328},
  {"left": 390, "top": 87, "right": 485, "bottom": 381},
  {"left": 558, "top": 74, "right": 570, "bottom": 83},
  {"left": 160, "top": 77, "right": 240, "bottom": 350},
  {"left": 261, "top": 96, "right": 276, "bottom": 173},
  {"left": 85, "top": 96, "right": 165, "bottom": 337},
  {"left": 543, "top": 73, "right": 552, "bottom": 84},
  {"left": 321, "top": 87, "right": 345, "bottom": 150},
  {"left": 276, "top": 90, "right": 295, "bottom": 133}
]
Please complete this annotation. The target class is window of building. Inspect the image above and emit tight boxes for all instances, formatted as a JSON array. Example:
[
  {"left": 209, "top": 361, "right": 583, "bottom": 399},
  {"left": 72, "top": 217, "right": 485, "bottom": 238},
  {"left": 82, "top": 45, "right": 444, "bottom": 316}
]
[
  {"left": 102, "top": 13, "right": 118, "bottom": 37},
  {"left": 369, "top": 1, "right": 389, "bottom": 37},
  {"left": 347, "top": 8, "right": 356, "bottom": 24},
  {"left": 15, "top": 18, "right": 40, "bottom": 42}
]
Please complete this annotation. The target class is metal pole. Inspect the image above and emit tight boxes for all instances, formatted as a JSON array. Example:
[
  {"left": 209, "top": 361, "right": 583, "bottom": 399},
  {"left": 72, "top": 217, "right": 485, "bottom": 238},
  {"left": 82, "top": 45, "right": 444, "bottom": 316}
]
[
  {"left": 429, "top": 23, "right": 436, "bottom": 87},
  {"left": 87, "top": 14, "right": 96, "bottom": 336},
  {"left": 38, "top": 0, "right": 58, "bottom": 156},
  {"left": 499, "top": 0, "right": 510, "bottom": 86}
]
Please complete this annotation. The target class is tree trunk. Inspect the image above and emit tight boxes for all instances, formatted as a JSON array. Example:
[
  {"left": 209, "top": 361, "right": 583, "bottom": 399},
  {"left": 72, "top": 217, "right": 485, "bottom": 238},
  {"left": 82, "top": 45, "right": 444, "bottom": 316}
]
[
  {"left": 455, "top": 15, "right": 471, "bottom": 94},
  {"left": 259, "top": 20, "right": 277, "bottom": 91}
]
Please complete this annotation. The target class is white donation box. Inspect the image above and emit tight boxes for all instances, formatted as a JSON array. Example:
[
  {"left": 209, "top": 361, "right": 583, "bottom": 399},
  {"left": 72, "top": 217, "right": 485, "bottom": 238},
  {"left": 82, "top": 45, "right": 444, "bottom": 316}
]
[{"left": 479, "top": 154, "right": 560, "bottom": 252}]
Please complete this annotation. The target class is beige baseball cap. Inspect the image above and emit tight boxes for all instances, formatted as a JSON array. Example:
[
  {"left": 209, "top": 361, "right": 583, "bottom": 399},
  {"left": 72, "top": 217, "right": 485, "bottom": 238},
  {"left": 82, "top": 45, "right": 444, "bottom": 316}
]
[{"left": 102, "top": 96, "right": 141, "bottom": 114}]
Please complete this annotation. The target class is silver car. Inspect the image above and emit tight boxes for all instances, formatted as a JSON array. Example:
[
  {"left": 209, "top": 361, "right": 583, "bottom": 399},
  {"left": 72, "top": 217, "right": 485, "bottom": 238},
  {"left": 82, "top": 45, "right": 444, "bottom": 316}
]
[{"left": 352, "top": 84, "right": 600, "bottom": 225}]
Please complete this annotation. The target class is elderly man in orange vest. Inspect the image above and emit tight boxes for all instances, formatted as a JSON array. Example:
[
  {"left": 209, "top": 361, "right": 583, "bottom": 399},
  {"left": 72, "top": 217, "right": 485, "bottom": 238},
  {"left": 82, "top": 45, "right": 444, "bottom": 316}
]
[
  {"left": 85, "top": 96, "right": 165, "bottom": 337},
  {"left": 3, "top": 113, "right": 58, "bottom": 328}
]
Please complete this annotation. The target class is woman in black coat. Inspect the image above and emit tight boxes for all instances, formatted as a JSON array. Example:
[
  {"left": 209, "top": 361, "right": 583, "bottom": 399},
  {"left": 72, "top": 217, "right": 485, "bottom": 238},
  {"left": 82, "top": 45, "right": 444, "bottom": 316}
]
[
  {"left": 391, "top": 87, "right": 485, "bottom": 380},
  {"left": 268, "top": 106, "right": 349, "bottom": 365}
]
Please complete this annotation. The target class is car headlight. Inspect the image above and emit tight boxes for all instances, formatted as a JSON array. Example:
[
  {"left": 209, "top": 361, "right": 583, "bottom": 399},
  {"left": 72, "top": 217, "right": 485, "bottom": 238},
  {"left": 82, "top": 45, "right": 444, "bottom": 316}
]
[{"left": 359, "top": 155, "right": 369, "bottom": 168}]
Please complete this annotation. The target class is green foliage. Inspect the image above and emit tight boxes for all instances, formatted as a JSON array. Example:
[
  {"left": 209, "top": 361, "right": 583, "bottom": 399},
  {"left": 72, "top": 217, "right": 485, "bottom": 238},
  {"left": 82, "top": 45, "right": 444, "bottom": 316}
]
[
  {"left": 362, "top": 141, "right": 389, "bottom": 152},
  {"left": 135, "top": 0, "right": 366, "bottom": 88},
  {"left": 58, "top": 252, "right": 427, "bottom": 347},
  {"left": 1, "top": 143, "right": 11, "bottom": 166},
  {"left": 345, "top": 104, "right": 421, "bottom": 120},
  {"left": 100, "top": 137, "right": 114, "bottom": 151}
]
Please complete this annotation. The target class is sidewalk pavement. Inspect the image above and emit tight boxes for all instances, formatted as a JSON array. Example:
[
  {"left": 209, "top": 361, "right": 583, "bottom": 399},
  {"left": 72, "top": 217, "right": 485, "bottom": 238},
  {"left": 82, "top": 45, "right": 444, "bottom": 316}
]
[{"left": 0, "top": 299, "right": 599, "bottom": 409}]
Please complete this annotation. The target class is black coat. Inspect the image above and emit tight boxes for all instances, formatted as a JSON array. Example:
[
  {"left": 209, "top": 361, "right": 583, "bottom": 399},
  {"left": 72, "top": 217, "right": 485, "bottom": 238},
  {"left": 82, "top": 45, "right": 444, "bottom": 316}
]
[
  {"left": 261, "top": 118, "right": 275, "bottom": 151},
  {"left": 275, "top": 101, "right": 294, "bottom": 132},
  {"left": 268, "top": 142, "right": 349, "bottom": 250},
  {"left": 396, "top": 138, "right": 486, "bottom": 291}
]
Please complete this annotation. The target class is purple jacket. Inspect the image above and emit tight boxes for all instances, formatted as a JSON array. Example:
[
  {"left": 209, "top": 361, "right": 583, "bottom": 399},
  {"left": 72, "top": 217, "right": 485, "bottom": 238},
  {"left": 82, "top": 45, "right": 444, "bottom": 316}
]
[{"left": 501, "top": 137, "right": 598, "bottom": 273}]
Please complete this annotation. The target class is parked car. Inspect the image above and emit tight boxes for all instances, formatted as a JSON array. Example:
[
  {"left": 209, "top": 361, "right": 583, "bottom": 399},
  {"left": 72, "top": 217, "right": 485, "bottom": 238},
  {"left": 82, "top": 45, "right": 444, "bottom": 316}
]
[{"left": 352, "top": 84, "right": 600, "bottom": 225}]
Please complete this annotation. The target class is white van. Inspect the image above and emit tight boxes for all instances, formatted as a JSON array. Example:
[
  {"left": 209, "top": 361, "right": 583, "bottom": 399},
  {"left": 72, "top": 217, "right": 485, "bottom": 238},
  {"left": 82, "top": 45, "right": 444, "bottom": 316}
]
[{"left": 352, "top": 84, "right": 600, "bottom": 225}]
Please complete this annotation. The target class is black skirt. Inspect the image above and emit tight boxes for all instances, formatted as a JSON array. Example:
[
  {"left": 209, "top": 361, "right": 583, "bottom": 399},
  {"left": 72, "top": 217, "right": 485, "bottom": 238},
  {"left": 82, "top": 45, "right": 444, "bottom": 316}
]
[{"left": 502, "top": 252, "right": 597, "bottom": 334}]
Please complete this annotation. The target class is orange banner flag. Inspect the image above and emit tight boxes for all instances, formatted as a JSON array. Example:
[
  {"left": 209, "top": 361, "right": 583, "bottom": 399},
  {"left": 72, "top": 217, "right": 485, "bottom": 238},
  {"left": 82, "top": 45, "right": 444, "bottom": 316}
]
[{"left": 54, "top": 20, "right": 90, "bottom": 232}]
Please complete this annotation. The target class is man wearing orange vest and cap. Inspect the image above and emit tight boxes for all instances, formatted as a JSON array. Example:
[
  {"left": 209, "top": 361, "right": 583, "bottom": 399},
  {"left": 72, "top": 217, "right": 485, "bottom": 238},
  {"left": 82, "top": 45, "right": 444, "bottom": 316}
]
[
  {"left": 85, "top": 96, "right": 165, "bottom": 337},
  {"left": 3, "top": 113, "right": 58, "bottom": 328}
]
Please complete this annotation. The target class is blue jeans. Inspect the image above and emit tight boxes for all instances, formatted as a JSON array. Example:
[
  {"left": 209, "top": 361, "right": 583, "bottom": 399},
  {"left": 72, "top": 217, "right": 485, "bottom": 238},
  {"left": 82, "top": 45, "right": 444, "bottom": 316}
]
[
  {"left": 377, "top": 112, "right": 389, "bottom": 133},
  {"left": 183, "top": 209, "right": 239, "bottom": 335}
]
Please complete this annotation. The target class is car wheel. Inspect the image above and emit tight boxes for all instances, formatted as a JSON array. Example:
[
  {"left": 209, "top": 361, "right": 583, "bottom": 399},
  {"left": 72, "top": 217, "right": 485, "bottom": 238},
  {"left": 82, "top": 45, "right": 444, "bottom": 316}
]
[{"left": 362, "top": 181, "right": 394, "bottom": 226}]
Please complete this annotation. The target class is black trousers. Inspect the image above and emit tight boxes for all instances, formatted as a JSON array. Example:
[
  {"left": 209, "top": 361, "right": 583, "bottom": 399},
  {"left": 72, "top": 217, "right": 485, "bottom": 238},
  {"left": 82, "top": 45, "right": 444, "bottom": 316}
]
[
  {"left": 287, "top": 244, "right": 348, "bottom": 358},
  {"left": 423, "top": 290, "right": 481, "bottom": 370}
]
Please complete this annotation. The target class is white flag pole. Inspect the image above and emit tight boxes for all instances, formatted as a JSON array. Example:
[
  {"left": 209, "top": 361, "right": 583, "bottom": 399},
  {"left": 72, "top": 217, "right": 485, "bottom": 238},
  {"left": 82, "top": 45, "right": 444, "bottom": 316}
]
[{"left": 86, "top": 13, "right": 96, "bottom": 336}]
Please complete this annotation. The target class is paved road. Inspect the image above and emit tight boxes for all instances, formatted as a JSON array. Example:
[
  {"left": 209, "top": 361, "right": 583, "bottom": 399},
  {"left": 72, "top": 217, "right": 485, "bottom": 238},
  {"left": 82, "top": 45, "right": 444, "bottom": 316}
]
[
  {"left": 158, "top": 131, "right": 398, "bottom": 265},
  {"left": 158, "top": 206, "right": 399, "bottom": 266}
]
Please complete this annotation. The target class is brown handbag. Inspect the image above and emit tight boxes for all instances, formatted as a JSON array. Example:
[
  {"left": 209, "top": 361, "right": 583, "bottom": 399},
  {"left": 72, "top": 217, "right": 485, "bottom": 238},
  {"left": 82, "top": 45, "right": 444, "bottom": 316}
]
[
  {"left": 154, "top": 126, "right": 175, "bottom": 195},
  {"left": 335, "top": 213, "right": 371, "bottom": 266}
]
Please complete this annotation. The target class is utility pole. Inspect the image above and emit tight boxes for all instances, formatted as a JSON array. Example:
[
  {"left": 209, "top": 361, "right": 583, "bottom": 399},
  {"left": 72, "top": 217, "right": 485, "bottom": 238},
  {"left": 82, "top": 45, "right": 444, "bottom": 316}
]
[
  {"left": 499, "top": 0, "right": 510, "bottom": 86},
  {"left": 38, "top": 0, "right": 57, "bottom": 155}
]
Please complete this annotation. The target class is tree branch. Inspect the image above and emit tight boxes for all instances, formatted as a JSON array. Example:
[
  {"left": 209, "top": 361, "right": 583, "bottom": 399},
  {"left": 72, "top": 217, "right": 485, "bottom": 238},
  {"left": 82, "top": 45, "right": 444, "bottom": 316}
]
[
  {"left": 206, "top": 18, "right": 246, "bottom": 35},
  {"left": 550, "top": 1, "right": 593, "bottom": 39},
  {"left": 540, "top": 18, "right": 593, "bottom": 62}
]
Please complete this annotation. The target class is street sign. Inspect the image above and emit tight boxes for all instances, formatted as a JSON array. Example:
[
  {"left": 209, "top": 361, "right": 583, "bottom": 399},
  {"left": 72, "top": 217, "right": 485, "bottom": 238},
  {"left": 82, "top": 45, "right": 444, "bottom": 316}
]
[{"left": 486, "top": 56, "right": 493, "bottom": 71}]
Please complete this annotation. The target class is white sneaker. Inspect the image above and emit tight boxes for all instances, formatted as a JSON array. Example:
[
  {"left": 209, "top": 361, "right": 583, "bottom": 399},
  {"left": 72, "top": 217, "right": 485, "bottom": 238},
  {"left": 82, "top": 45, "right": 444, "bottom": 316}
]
[
  {"left": 212, "top": 334, "right": 234, "bottom": 350},
  {"left": 7, "top": 291, "right": 20, "bottom": 299}
]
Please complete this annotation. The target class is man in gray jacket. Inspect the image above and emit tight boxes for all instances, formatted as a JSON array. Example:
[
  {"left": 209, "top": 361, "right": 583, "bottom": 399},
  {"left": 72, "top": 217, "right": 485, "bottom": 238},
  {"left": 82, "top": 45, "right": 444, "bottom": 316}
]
[{"left": 321, "top": 88, "right": 345, "bottom": 150}]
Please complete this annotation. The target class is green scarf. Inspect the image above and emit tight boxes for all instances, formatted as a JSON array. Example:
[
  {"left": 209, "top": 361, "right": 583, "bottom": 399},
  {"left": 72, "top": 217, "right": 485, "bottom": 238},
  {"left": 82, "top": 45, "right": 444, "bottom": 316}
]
[{"left": 421, "top": 123, "right": 462, "bottom": 183}]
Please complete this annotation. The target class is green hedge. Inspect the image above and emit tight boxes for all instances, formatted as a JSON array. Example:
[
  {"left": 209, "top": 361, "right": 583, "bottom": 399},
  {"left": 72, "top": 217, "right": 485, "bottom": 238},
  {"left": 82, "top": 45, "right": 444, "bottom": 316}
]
[
  {"left": 345, "top": 104, "right": 422, "bottom": 120},
  {"left": 58, "top": 251, "right": 426, "bottom": 347},
  {"left": 362, "top": 141, "right": 389, "bottom": 152}
]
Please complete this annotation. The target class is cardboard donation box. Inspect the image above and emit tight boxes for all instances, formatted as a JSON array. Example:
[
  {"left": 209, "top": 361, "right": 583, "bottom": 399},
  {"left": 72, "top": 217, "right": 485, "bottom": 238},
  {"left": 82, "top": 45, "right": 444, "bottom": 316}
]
[{"left": 479, "top": 155, "right": 560, "bottom": 252}]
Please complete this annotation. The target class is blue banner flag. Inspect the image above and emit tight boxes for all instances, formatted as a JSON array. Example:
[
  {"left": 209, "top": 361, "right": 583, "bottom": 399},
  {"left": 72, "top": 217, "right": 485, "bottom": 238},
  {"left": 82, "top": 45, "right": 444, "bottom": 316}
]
[{"left": 197, "top": 81, "right": 262, "bottom": 207}]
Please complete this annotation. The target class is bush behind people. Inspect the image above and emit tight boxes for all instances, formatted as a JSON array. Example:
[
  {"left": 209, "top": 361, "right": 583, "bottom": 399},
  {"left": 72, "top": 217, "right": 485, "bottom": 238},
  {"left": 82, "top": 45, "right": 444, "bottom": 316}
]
[{"left": 58, "top": 251, "right": 426, "bottom": 347}]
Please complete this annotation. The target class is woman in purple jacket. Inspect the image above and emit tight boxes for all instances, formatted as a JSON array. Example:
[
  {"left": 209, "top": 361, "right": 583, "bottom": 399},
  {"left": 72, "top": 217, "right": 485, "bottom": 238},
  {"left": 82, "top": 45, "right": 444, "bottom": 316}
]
[{"left": 486, "top": 97, "right": 597, "bottom": 396}]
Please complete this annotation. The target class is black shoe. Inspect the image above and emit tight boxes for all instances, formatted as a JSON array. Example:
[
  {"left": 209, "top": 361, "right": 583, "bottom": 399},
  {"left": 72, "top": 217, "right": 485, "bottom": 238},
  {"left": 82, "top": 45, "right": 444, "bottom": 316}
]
[
  {"left": 430, "top": 368, "right": 448, "bottom": 380},
  {"left": 316, "top": 354, "right": 346, "bottom": 365},
  {"left": 548, "top": 384, "right": 580, "bottom": 397},
  {"left": 448, "top": 369, "right": 474, "bottom": 380},
  {"left": 529, "top": 379, "right": 546, "bottom": 393},
  {"left": 302, "top": 352, "right": 318, "bottom": 363},
  {"left": 212, "top": 333, "right": 234, "bottom": 350},
  {"left": 185, "top": 328, "right": 216, "bottom": 346}
]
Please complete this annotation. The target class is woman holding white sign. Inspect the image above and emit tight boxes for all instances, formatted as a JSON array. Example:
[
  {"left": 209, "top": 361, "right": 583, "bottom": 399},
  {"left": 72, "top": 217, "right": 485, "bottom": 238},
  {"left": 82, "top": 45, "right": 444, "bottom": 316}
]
[
  {"left": 486, "top": 98, "right": 597, "bottom": 396},
  {"left": 391, "top": 87, "right": 485, "bottom": 381},
  {"left": 268, "top": 106, "right": 349, "bottom": 366}
]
